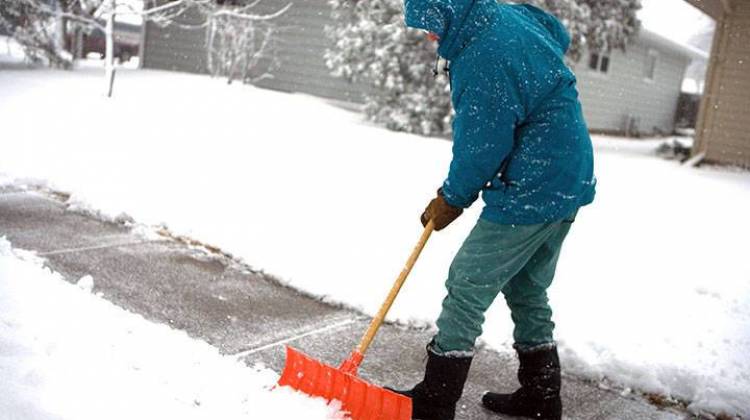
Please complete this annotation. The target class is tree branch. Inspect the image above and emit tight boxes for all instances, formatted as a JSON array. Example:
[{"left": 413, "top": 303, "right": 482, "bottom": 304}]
[{"left": 210, "top": 3, "right": 292, "bottom": 21}]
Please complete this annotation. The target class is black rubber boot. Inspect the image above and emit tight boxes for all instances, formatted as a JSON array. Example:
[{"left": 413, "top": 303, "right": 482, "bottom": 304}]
[
  {"left": 482, "top": 344, "right": 562, "bottom": 420},
  {"left": 387, "top": 343, "right": 473, "bottom": 420}
]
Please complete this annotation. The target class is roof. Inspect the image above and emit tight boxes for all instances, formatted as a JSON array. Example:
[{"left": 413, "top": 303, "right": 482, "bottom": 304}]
[{"left": 638, "top": 29, "right": 709, "bottom": 61}]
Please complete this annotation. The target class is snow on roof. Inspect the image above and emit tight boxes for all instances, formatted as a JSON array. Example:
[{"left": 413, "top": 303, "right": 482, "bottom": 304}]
[{"left": 639, "top": 29, "right": 710, "bottom": 61}]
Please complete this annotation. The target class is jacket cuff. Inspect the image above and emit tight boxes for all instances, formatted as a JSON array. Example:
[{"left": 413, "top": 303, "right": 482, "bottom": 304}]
[{"left": 440, "top": 180, "right": 474, "bottom": 209}]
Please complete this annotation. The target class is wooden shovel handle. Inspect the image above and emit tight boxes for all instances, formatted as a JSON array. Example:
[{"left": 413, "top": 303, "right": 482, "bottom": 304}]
[{"left": 355, "top": 220, "right": 435, "bottom": 356}]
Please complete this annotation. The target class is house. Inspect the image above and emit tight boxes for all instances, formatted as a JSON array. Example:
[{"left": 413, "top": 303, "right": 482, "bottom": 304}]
[
  {"left": 571, "top": 30, "right": 702, "bottom": 136},
  {"left": 684, "top": 0, "right": 749, "bottom": 168},
  {"left": 141, "top": 0, "right": 747, "bottom": 166}
]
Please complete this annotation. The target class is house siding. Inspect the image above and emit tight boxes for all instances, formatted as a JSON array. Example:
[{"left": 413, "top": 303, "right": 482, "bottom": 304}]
[
  {"left": 142, "top": 0, "right": 366, "bottom": 103},
  {"left": 695, "top": 0, "right": 750, "bottom": 167},
  {"left": 250, "top": 0, "right": 368, "bottom": 102},
  {"left": 142, "top": 5, "right": 208, "bottom": 74},
  {"left": 572, "top": 39, "right": 691, "bottom": 136}
]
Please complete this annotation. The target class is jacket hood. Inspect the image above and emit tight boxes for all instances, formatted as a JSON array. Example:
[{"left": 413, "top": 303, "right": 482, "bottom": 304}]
[
  {"left": 512, "top": 4, "right": 571, "bottom": 54},
  {"left": 403, "top": 0, "right": 500, "bottom": 60},
  {"left": 403, "top": 1, "right": 571, "bottom": 59}
]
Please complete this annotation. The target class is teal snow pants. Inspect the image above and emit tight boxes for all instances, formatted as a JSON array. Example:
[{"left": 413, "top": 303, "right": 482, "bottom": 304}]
[{"left": 433, "top": 213, "right": 576, "bottom": 353}]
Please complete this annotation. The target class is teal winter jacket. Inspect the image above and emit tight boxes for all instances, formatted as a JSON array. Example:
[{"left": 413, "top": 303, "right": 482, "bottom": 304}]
[{"left": 404, "top": 0, "right": 596, "bottom": 224}]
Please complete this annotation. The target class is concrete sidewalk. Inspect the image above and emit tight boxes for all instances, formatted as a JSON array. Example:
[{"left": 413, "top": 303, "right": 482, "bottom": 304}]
[{"left": 0, "top": 187, "right": 690, "bottom": 420}]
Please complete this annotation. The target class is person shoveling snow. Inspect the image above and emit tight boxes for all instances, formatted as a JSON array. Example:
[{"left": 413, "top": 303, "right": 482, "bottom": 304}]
[{"left": 388, "top": 1, "right": 596, "bottom": 419}]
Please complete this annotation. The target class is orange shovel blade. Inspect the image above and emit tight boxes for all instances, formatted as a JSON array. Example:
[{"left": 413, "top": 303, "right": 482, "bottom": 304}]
[{"left": 278, "top": 346, "right": 412, "bottom": 420}]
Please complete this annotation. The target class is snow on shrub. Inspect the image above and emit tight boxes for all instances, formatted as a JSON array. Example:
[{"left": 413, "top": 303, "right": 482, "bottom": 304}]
[
  {"left": 324, "top": 0, "right": 642, "bottom": 136},
  {"left": 325, "top": 0, "right": 452, "bottom": 136}
]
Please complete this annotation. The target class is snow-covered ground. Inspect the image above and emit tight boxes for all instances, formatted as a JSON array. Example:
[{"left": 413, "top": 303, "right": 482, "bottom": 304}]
[
  {"left": 0, "top": 237, "right": 346, "bottom": 420},
  {"left": 1, "top": 66, "right": 749, "bottom": 417}
]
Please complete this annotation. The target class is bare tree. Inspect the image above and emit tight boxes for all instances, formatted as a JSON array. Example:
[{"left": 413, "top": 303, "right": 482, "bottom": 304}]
[
  {"left": 2, "top": 0, "right": 290, "bottom": 95},
  {"left": 205, "top": 2, "right": 291, "bottom": 84},
  {"left": 0, "top": 0, "right": 96, "bottom": 68}
]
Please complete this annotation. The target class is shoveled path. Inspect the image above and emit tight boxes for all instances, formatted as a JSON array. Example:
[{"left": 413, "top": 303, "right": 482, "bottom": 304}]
[{"left": 0, "top": 187, "right": 691, "bottom": 420}]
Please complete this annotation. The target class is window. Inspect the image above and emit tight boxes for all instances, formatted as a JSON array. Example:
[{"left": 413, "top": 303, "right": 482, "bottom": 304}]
[
  {"left": 645, "top": 50, "right": 659, "bottom": 81},
  {"left": 588, "top": 53, "right": 610, "bottom": 74},
  {"left": 589, "top": 53, "right": 600, "bottom": 70},
  {"left": 600, "top": 56, "right": 610, "bottom": 73}
]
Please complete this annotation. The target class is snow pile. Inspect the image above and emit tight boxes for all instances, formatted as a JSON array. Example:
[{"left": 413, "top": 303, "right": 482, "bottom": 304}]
[
  {"left": 65, "top": 192, "right": 136, "bottom": 225},
  {"left": 0, "top": 237, "right": 346, "bottom": 420},
  {"left": 1, "top": 68, "right": 749, "bottom": 417},
  {"left": 0, "top": 35, "right": 28, "bottom": 65}
]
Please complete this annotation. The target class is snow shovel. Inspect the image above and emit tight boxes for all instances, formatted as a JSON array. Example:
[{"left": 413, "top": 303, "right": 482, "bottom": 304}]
[{"left": 278, "top": 220, "right": 435, "bottom": 420}]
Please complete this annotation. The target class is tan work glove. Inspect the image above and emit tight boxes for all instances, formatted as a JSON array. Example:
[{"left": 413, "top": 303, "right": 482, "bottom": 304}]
[{"left": 421, "top": 189, "right": 463, "bottom": 231}]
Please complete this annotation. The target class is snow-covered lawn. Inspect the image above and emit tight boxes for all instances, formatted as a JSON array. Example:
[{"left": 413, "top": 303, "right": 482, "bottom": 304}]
[
  {"left": 1, "top": 65, "right": 749, "bottom": 417},
  {"left": 0, "top": 237, "right": 346, "bottom": 420}
]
